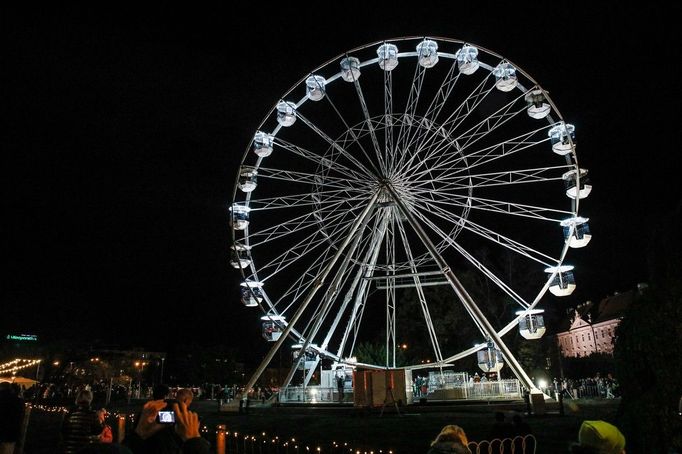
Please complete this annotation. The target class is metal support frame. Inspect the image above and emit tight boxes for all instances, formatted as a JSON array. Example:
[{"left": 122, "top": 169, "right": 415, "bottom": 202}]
[
  {"left": 240, "top": 191, "right": 380, "bottom": 404},
  {"left": 384, "top": 183, "right": 539, "bottom": 394}
]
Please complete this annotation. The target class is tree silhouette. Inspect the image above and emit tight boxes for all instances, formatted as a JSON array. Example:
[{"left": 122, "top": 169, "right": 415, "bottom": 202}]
[{"left": 614, "top": 202, "right": 682, "bottom": 453}]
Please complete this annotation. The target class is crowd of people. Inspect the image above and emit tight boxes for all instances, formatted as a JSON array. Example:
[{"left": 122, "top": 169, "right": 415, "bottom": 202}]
[
  {"left": 1, "top": 375, "right": 631, "bottom": 454},
  {"left": 551, "top": 375, "right": 620, "bottom": 399},
  {"left": 55, "top": 384, "right": 208, "bottom": 454}
]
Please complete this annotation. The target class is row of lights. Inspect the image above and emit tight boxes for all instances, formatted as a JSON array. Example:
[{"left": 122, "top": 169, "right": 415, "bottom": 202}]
[
  {"left": 0, "top": 358, "right": 41, "bottom": 375},
  {"left": 27, "top": 405, "right": 396, "bottom": 454}
]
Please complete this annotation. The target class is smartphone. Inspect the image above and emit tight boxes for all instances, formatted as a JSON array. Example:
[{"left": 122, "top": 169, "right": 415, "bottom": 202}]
[{"left": 156, "top": 410, "right": 176, "bottom": 424}]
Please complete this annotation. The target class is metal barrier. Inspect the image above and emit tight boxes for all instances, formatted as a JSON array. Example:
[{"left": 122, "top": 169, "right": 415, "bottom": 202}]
[
  {"left": 468, "top": 434, "right": 537, "bottom": 454},
  {"left": 428, "top": 379, "right": 522, "bottom": 400},
  {"left": 279, "top": 386, "right": 346, "bottom": 403}
]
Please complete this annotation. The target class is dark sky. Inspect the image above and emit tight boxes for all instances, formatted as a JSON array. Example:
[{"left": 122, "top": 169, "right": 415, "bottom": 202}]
[{"left": 3, "top": 5, "right": 680, "bottom": 353}]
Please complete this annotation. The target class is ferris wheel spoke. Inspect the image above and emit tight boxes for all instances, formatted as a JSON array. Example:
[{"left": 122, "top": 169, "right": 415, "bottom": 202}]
[
  {"left": 407, "top": 189, "right": 572, "bottom": 228},
  {"left": 257, "top": 167, "right": 369, "bottom": 190},
  {"left": 293, "top": 110, "right": 377, "bottom": 179},
  {"left": 403, "top": 72, "right": 496, "bottom": 169},
  {"left": 450, "top": 90, "right": 528, "bottom": 151},
  {"left": 406, "top": 195, "right": 558, "bottom": 266},
  {"left": 296, "top": 231, "right": 369, "bottom": 361},
  {"left": 322, "top": 91, "right": 384, "bottom": 178},
  {"left": 246, "top": 203, "right": 357, "bottom": 247},
  {"left": 439, "top": 73, "right": 497, "bottom": 136},
  {"left": 392, "top": 61, "right": 427, "bottom": 175},
  {"left": 246, "top": 187, "right": 368, "bottom": 211},
  {"left": 395, "top": 215, "right": 445, "bottom": 363},
  {"left": 436, "top": 191, "right": 573, "bottom": 223},
  {"left": 410, "top": 165, "right": 572, "bottom": 194},
  {"left": 251, "top": 205, "right": 376, "bottom": 281},
  {"left": 274, "top": 137, "right": 369, "bottom": 182},
  {"left": 404, "top": 92, "right": 528, "bottom": 178},
  {"left": 384, "top": 70, "right": 395, "bottom": 173},
  {"left": 319, "top": 214, "right": 390, "bottom": 355},
  {"left": 420, "top": 59, "right": 461, "bottom": 128},
  {"left": 398, "top": 60, "right": 462, "bottom": 172},
  {"left": 351, "top": 78, "right": 388, "bottom": 175},
  {"left": 401, "top": 123, "right": 552, "bottom": 182},
  {"left": 337, "top": 213, "right": 390, "bottom": 359},
  {"left": 252, "top": 230, "right": 341, "bottom": 283},
  {"left": 408, "top": 206, "right": 532, "bottom": 309}
]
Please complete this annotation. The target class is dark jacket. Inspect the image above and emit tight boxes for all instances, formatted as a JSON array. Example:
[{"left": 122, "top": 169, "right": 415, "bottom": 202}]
[
  {"left": 0, "top": 389, "right": 25, "bottom": 442},
  {"left": 60, "top": 405, "right": 103, "bottom": 454}
]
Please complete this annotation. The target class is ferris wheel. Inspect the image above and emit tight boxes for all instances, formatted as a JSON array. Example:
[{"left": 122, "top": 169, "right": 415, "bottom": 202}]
[{"left": 230, "top": 36, "right": 591, "bottom": 394}]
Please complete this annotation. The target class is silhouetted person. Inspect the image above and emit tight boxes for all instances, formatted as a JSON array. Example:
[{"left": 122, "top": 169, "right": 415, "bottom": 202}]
[
  {"left": 175, "top": 388, "right": 194, "bottom": 408},
  {"left": 569, "top": 420, "right": 625, "bottom": 454},
  {"left": 60, "top": 390, "right": 103, "bottom": 454},
  {"left": 0, "top": 381, "right": 25, "bottom": 454},
  {"left": 427, "top": 425, "right": 471, "bottom": 454}
]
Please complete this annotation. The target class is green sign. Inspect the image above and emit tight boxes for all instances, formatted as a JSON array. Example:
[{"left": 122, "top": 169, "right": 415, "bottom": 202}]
[{"left": 6, "top": 334, "right": 38, "bottom": 342}]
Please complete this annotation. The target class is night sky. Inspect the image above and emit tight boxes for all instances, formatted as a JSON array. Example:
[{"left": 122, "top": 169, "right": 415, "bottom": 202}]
[{"left": 4, "top": 5, "right": 680, "bottom": 354}]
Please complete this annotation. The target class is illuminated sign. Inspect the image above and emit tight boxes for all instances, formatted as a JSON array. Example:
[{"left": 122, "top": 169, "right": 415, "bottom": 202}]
[{"left": 6, "top": 334, "right": 38, "bottom": 342}]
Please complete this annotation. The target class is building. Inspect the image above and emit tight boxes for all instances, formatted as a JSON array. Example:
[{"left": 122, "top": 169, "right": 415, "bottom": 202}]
[{"left": 556, "top": 286, "right": 641, "bottom": 357}]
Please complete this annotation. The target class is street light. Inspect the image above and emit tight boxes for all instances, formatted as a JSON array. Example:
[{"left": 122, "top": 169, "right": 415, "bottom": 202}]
[
  {"left": 160, "top": 357, "right": 165, "bottom": 384},
  {"left": 134, "top": 361, "right": 147, "bottom": 399}
]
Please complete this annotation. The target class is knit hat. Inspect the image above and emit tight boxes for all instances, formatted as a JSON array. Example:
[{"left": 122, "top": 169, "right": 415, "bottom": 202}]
[{"left": 578, "top": 420, "right": 625, "bottom": 454}]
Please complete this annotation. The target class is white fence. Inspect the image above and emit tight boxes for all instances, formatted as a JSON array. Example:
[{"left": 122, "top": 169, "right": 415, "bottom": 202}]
[
  {"left": 279, "top": 386, "right": 344, "bottom": 403},
  {"left": 426, "top": 379, "right": 522, "bottom": 400}
]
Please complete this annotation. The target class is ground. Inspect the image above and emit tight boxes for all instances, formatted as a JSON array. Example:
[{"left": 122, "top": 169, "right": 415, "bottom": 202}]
[{"left": 24, "top": 398, "right": 620, "bottom": 453}]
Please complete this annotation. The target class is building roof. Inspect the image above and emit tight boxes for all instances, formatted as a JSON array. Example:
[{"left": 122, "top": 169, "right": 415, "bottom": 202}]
[
  {"left": 554, "top": 286, "right": 638, "bottom": 335},
  {"left": 593, "top": 290, "right": 632, "bottom": 324}
]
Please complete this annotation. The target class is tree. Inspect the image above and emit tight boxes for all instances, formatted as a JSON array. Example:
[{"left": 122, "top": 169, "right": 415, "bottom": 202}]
[
  {"left": 354, "top": 341, "right": 407, "bottom": 367},
  {"left": 614, "top": 203, "right": 682, "bottom": 453}
]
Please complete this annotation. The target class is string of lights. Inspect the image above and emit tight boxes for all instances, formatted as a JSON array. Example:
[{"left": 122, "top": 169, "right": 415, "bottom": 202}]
[
  {"left": 25, "top": 405, "right": 395, "bottom": 453},
  {"left": 0, "top": 358, "right": 41, "bottom": 375}
]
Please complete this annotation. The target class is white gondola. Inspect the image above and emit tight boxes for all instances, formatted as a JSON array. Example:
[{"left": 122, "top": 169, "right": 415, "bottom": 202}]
[
  {"left": 477, "top": 342, "right": 504, "bottom": 373},
  {"left": 545, "top": 265, "right": 576, "bottom": 296},
  {"left": 560, "top": 217, "right": 592, "bottom": 248},
  {"left": 229, "top": 204, "right": 250, "bottom": 230},
  {"left": 548, "top": 123, "right": 576, "bottom": 155},
  {"left": 276, "top": 101, "right": 297, "bottom": 127},
  {"left": 260, "top": 315, "right": 286, "bottom": 342},
  {"left": 339, "top": 56, "right": 361, "bottom": 82},
  {"left": 291, "top": 343, "right": 318, "bottom": 370},
  {"left": 238, "top": 167, "right": 258, "bottom": 193},
  {"left": 416, "top": 39, "right": 439, "bottom": 68},
  {"left": 525, "top": 89, "right": 551, "bottom": 119},
  {"left": 240, "top": 280, "right": 263, "bottom": 307},
  {"left": 306, "top": 75, "right": 326, "bottom": 101},
  {"left": 516, "top": 309, "right": 546, "bottom": 340},
  {"left": 562, "top": 168, "right": 592, "bottom": 199},
  {"left": 493, "top": 62, "right": 518, "bottom": 92},
  {"left": 377, "top": 43, "right": 399, "bottom": 71},
  {"left": 253, "top": 131, "right": 274, "bottom": 158},
  {"left": 230, "top": 243, "right": 251, "bottom": 269},
  {"left": 455, "top": 45, "right": 480, "bottom": 75}
]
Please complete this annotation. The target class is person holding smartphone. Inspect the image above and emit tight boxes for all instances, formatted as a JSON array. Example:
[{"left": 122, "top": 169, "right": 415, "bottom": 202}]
[{"left": 124, "top": 399, "right": 209, "bottom": 454}]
